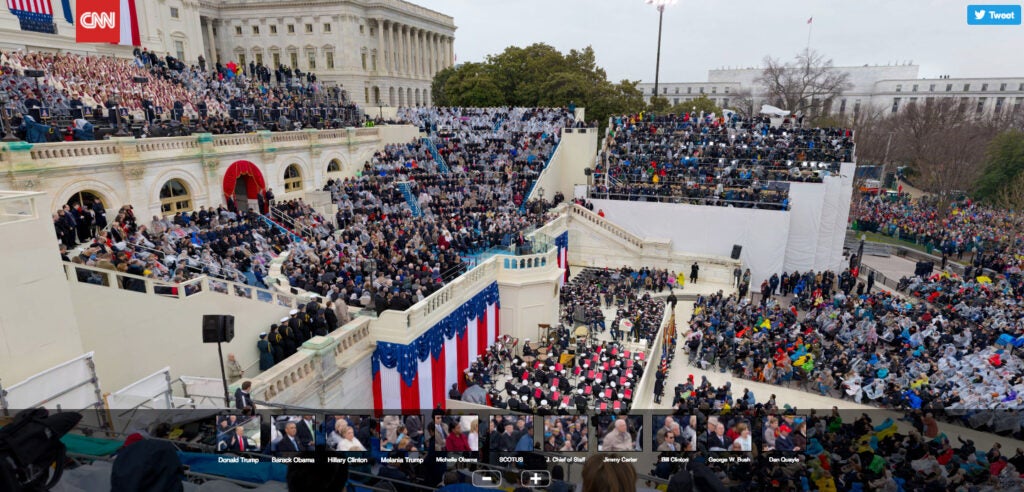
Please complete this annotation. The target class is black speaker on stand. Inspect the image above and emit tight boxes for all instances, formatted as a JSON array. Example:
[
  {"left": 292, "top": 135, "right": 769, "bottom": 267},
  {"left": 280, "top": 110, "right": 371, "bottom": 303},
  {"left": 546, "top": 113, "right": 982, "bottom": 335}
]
[
  {"left": 730, "top": 244, "right": 743, "bottom": 260},
  {"left": 202, "top": 314, "right": 236, "bottom": 407}
]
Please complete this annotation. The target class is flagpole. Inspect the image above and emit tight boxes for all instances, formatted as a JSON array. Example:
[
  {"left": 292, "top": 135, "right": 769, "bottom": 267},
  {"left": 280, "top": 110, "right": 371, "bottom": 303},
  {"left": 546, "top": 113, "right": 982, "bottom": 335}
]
[{"left": 806, "top": 17, "right": 812, "bottom": 54}]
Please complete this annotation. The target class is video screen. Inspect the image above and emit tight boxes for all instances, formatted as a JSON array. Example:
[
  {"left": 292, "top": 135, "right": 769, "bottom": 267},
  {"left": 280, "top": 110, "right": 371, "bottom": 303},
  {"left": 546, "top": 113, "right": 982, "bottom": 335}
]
[
  {"left": 653, "top": 414, "right": 698, "bottom": 452},
  {"left": 323, "top": 414, "right": 373, "bottom": 453},
  {"left": 379, "top": 415, "right": 426, "bottom": 454},
  {"left": 542, "top": 415, "right": 588, "bottom": 452},
  {"left": 428, "top": 414, "right": 480, "bottom": 454},
  {"left": 214, "top": 415, "right": 261, "bottom": 454},
  {"left": 488, "top": 415, "right": 535, "bottom": 453}
]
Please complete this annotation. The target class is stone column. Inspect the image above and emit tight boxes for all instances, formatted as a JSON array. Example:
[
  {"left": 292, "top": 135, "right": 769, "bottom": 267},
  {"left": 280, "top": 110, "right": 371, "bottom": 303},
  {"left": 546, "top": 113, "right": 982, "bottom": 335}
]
[
  {"left": 376, "top": 19, "right": 386, "bottom": 75},
  {"left": 411, "top": 28, "right": 419, "bottom": 78},
  {"left": 448, "top": 36, "right": 454, "bottom": 68},
  {"left": 205, "top": 19, "right": 217, "bottom": 63}
]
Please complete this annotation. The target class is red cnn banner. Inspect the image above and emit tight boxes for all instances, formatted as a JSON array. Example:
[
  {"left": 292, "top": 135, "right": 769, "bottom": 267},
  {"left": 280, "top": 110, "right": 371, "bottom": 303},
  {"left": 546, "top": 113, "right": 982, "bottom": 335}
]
[{"left": 76, "top": 0, "right": 119, "bottom": 43}]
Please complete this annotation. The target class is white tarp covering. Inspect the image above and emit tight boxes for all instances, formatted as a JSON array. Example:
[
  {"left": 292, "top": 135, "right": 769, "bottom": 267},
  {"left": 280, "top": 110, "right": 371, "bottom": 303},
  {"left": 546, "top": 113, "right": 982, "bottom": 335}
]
[
  {"left": 590, "top": 199, "right": 790, "bottom": 285},
  {"left": 107, "top": 367, "right": 175, "bottom": 410},
  {"left": 783, "top": 183, "right": 826, "bottom": 273},
  {"left": 2, "top": 352, "right": 102, "bottom": 411},
  {"left": 760, "top": 104, "right": 791, "bottom": 116},
  {"left": 179, "top": 376, "right": 230, "bottom": 409}
]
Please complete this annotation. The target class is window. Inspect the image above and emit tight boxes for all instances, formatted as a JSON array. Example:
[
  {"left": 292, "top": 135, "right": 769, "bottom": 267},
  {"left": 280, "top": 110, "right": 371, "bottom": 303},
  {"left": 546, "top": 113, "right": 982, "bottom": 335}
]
[
  {"left": 235, "top": 26, "right": 242, "bottom": 36},
  {"left": 252, "top": 25, "right": 259, "bottom": 35},
  {"left": 674, "top": 87, "right": 678, "bottom": 94},
  {"left": 361, "top": 53, "right": 367, "bottom": 70},
  {"left": 255, "top": 53, "right": 263, "bottom": 65},
  {"left": 853, "top": 99, "right": 861, "bottom": 116},
  {"left": 160, "top": 179, "right": 192, "bottom": 214},
  {"left": 650, "top": 88, "right": 656, "bottom": 95},
  {"left": 699, "top": 87, "right": 704, "bottom": 94},
  {"left": 324, "top": 23, "right": 331, "bottom": 32},
  {"left": 964, "top": 83, "right": 971, "bottom": 91},
  {"left": 359, "top": 25, "right": 364, "bottom": 34},
  {"left": 270, "top": 25, "right": 277, "bottom": 34},
  {"left": 982, "top": 83, "right": 989, "bottom": 91},
  {"left": 174, "top": 41, "right": 184, "bottom": 61},
  {"left": 284, "top": 165, "right": 303, "bottom": 192},
  {"left": 976, "top": 97, "right": 986, "bottom": 113},
  {"left": 327, "top": 159, "right": 342, "bottom": 173},
  {"left": 305, "top": 24, "right": 313, "bottom": 33},
  {"left": 712, "top": 87, "right": 717, "bottom": 94},
  {"left": 307, "top": 51, "right": 316, "bottom": 69},
  {"left": 237, "top": 53, "right": 246, "bottom": 68},
  {"left": 371, "top": 54, "right": 377, "bottom": 71},
  {"left": 839, "top": 99, "right": 847, "bottom": 114},
  {"left": 895, "top": 84, "right": 902, "bottom": 92},
  {"left": 1015, "top": 97, "right": 1023, "bottom": 112},
  {"left": 212, "top": 27, "right": 217, "bottom": 36},
  {"left": 289, "top": 52, "right": 298, "bottom": 68},
  {"left": 723, "top": 98, "right": 729, "bottom": 107},
  {"left": 946, "top": 83, "right": 953, "bottom": 92},
  {"left": 287, "top": 24, "right": 295, "bottom": 34},
  {"left": 662, "top": 87, "right": 667, "bottom": 94},
  {"left": 1000, "top": 83, "right": 1007, "bottom": 91},
  {"left": 929, "top": 83, "right": 935, "bottom": 92},
  {"left": 724, "top": 87, "right": 730, "bottom": 94},
  {"left": 995, "top": 97, "right": 1005, "bottom": 113},
  {"left": 892, "top": 98, "right": 900, "bottom": 113},
  {"left": 912, "top": 84, "right": 918, "bottom": 92},
  {"left": 673, "top": 98, "right": 679, "bottom": 105},
  {"left": 687, "top": 87, "right": 692, "bottom": 94},
  {"left": 1019, "top": 83, "right": 1024, "bottom": 91},
  {"left": 272, "top": 52, "right": 281, "bottom": 68},
  {"left": 326, "top": 52, "right": 334, "bottom": 69},
  {"left": 170, "top": 7, "right": 179, "bottom": 18}
]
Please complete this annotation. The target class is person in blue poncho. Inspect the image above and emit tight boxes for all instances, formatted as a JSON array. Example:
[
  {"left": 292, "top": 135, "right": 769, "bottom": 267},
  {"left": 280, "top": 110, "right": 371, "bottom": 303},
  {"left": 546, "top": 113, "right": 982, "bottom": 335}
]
[
  {"left": 17, "top": 114, "right": 52, "bottom": 143},
  {"left": 72, "top": 118, "right": 95, "bottom": 141}
]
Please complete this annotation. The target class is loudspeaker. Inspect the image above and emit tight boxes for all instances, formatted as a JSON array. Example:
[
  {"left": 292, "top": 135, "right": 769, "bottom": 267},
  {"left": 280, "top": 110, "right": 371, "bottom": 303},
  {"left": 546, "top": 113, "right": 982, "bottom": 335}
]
[
  {"left": 202, "top": 315, "right": 235, "bottom": 343},
  {"left": 731, "top": 244, "right": 742, "bottom": 260},
  {"left": 23, "top": 69, "right": 44, "bottom": 78},
  {"left": 132, "top": 76, "right": 149, "bottom": 83}
]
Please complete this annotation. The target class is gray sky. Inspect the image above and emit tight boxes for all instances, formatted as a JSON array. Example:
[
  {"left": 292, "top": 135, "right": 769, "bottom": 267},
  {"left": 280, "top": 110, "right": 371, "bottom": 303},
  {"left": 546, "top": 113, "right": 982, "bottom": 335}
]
[{"left": 412, "top": 0, "right": 1024, "bottom": 82}]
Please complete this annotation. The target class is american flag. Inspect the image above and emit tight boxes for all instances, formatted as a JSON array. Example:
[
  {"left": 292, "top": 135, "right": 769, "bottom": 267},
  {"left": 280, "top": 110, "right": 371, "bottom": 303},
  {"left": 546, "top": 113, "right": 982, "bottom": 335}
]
[{"left": 8, "top": 0, "right": 52, "bottom": 15}]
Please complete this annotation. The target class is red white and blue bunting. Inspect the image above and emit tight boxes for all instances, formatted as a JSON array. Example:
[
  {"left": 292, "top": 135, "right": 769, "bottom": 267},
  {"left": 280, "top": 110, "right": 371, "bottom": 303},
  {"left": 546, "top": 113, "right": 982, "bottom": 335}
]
[
  {"left": 372, "top": 282, "right": 500, "bottom": 412},
  {"left": 555, "top": 232, "right": 569, "bottom": 286}
]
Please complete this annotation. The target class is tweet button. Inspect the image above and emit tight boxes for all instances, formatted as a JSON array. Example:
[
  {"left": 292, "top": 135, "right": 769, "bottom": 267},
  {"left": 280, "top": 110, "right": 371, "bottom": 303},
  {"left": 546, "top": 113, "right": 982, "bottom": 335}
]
[{"left": 968, "top": 5, "right": 1022, "bottom": 25}]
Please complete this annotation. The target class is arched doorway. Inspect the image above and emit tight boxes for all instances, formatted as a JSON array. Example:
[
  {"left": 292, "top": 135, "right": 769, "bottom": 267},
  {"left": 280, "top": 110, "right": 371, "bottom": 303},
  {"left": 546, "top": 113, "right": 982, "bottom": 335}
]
[
  {"left": 223, "top": 160, "right": 267, "bottom": 213},
  {"left": 66, "top": 190, "right": 105, "bottom": 209},
  {"left": 160, "top": 179, "right": 193, "bottom": 214},
  {"left": 327, "top": 158, "right": 342, "bottom": 174}
]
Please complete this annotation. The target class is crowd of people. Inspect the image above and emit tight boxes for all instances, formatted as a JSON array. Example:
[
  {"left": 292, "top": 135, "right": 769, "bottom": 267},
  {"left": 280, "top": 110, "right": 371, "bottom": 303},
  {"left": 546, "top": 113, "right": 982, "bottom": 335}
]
[
  {"left": 852, "top": 193, "right": 1024, "bottom": 274},
  {"left": 1, "top": 48, "right": 359, "bottom": 142},
  {"left": 590, "top": 112, "right": 854, "bottom": 210},
  {"left": 597, "top": 415, "right": 643, "bottom": 452},
  {"left": 542, "top": 415, "right": 588, "bottom": 452},
  {"left": 560, "top": 267, "right": 673, "bottom": 344},
  {"left": 488, "top": 415, "right": 535, "bottom": 453},
  {"left": 428, "top": 414, "right": 479, "bottom": 453},
  {"left": 682, "top": 268, "right": 1024, "bottom": 438}
]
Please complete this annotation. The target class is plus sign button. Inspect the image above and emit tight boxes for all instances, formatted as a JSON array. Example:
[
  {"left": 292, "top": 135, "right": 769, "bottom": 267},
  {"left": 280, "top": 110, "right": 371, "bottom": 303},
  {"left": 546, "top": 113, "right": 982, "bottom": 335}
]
[{"left": 521, "top": 470, "right": 550, "bottom": 488}]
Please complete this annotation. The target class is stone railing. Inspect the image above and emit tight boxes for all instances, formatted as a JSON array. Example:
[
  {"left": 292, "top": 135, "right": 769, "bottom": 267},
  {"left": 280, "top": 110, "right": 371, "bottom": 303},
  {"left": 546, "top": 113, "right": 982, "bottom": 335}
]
[
  {"left": 498, "top": 247, "right": 557, "bottom": 271},
  {"left": 27, "top": 141, "right": 120, "bottom": 161},
  {"left": 633, "top": 306, "right": 673, "bottom": 409},
  {"left": 568, "top": 203, "right": 644, "bottom": 250},
  {"left": 63, "top": 261, "right": 302, "bottom": 308},
  {"left": 0, "top": 190, "right": 40, "bottom": 225},
  {"left": 251, "top": 318, "right": 374, "bottom": 402}
]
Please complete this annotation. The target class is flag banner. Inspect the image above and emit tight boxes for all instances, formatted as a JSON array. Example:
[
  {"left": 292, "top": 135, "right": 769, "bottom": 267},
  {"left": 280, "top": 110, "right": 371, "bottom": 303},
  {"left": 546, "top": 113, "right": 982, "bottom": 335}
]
[
  {"left": 372, "top": 283, "right": 500, "bottom": 412},
  {"left": 8, "top": 0, "right": 56, "bottom": 33}
]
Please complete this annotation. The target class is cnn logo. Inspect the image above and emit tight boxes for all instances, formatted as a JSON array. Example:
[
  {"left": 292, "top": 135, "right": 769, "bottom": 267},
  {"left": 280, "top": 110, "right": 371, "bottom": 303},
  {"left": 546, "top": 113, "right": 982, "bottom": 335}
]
[
  {"left": 80, "top": 11, "right": 116, "bottom": 29},
  {"left": 76, "top": 0, "right": 120, "bottom": 43}
]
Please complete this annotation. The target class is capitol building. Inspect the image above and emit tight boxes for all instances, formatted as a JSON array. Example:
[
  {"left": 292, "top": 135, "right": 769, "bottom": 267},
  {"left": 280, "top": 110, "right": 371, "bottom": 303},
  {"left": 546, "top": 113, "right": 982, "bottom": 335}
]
[{"left": 0, "top": 0, "right": 456, "bottom": 107}]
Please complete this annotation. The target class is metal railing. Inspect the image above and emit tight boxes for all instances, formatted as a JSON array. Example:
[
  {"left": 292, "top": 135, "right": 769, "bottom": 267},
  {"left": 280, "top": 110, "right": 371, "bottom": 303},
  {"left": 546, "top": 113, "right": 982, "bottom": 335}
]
[{"left": 587, "top": 191, "right": 790, "bottom": 211}]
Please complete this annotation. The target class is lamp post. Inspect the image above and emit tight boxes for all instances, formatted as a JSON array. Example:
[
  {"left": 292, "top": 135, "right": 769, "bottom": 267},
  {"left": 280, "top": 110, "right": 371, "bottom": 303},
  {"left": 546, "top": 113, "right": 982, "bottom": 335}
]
[{"left": 645, "top": 0, "right": 677, "bottom": 104}]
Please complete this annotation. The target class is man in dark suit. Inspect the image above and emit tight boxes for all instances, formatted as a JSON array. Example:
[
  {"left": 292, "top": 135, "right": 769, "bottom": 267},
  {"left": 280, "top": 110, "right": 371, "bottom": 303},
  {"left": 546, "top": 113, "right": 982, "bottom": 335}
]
[
  {"left": 497, "top": 422, "right": 517, "bottom": 452},
  {"left": 295, "top": 416, "right": 316, "bottom": 449},
  {"left": 234, "top": 381, "right": 254, "bottom": 414},
  {"left": 229, "top": 426, "right": 250, "bottom": 452},
  {"left": 277, "top": 422, "right": 310, "bottom": 454}
]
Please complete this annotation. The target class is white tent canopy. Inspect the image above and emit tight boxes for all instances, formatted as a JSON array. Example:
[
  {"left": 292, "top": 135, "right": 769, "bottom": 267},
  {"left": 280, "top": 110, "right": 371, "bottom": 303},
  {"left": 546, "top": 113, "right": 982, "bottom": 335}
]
[{"left": 760, "top": 104, "right": 791, "bottom": 116}]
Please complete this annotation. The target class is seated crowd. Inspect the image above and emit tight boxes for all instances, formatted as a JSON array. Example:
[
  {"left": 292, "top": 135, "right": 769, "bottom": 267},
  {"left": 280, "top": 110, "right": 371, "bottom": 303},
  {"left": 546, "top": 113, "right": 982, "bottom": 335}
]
[
  {"left": 57, "top": 201, "right": 288, "bottom": 290},
  {"left": 853, "top": 194, "right": 1024, "bottom": 274},
  {"left": 1, "top": 48, "right": 358, "bottom": 142},
  {"left": 590, "top": 112, "right": 854, "bottom": 210},
  {"left": 684, "top": 268, "right": 1024, "bottom": 435}
]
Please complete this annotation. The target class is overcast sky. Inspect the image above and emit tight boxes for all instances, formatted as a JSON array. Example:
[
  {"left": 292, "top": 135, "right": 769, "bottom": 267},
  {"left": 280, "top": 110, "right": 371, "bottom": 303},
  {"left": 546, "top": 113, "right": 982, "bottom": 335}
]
[{"left": 412, "top": 0, "right": 1024, "bottom": 82}]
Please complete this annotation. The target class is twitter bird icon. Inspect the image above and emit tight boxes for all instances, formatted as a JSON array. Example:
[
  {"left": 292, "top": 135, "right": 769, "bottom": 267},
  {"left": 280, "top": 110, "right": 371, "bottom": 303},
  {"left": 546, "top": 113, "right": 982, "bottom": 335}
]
[{"left": 967, "top": 4, "right": 1021, "bottom": 25}]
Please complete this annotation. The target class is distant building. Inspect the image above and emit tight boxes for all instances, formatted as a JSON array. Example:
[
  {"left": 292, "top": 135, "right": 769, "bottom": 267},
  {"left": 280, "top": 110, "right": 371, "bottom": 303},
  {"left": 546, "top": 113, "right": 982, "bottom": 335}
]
[{"left": 640, "top": 64, "right": 1024, "bottom": 117}]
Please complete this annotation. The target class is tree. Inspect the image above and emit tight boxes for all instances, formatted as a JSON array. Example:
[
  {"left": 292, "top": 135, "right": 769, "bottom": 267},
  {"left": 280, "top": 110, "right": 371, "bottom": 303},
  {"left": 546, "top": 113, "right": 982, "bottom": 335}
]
[
  {"left": 441, "top": 63, "right": 504, "bottom": 107},
  {"left": 975, "top": 130, "right": 1024, "bottom": 204},
  {"left": 430, "top": 66, "right": 457, "bottom": 107},
  {"left": 757, "top": 49, "right": 852, "bottom": 116},
  {"left": 729, "top": 88, "right": 756, "bottom": 118},
  {"left": 648, "top": 96, "right": 671, "bottom": 112},
  {"left": 667, "top": 95, "right": 721, "bottom": 116}
]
